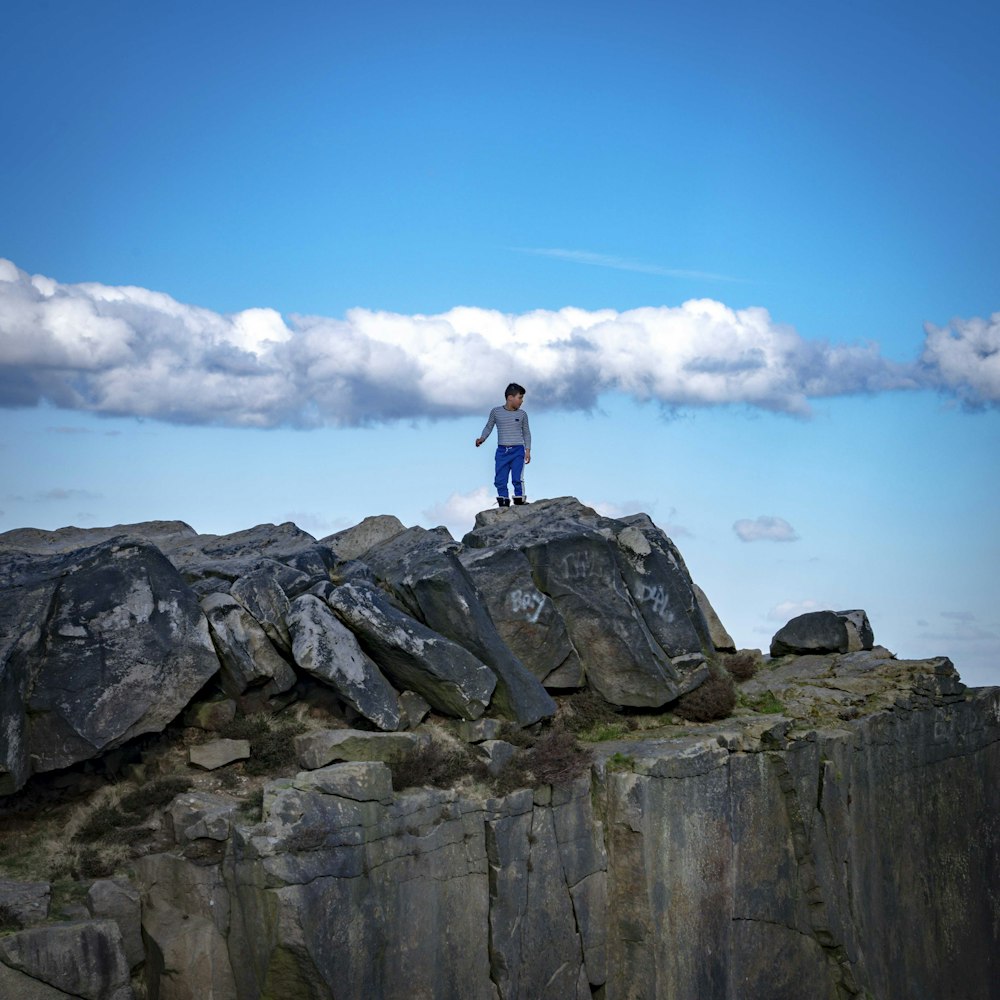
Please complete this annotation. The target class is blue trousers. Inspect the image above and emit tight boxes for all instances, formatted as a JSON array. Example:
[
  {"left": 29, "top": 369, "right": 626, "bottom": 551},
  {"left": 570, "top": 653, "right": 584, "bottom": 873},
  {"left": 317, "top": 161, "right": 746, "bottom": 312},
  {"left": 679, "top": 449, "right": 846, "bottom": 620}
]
[{"left": 494, "top": 445, "right": 525, "bottom": 499}]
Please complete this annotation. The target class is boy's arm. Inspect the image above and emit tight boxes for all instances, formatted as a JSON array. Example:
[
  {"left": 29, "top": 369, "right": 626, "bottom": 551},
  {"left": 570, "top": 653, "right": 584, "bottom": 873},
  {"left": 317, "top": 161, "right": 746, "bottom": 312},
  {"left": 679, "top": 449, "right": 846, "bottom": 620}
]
[
  {"left": 475, "top": 409, "right": 496, "bottom": 447},
  {"left": 521, "top": 411, "right": 531, "bottom": 461}
]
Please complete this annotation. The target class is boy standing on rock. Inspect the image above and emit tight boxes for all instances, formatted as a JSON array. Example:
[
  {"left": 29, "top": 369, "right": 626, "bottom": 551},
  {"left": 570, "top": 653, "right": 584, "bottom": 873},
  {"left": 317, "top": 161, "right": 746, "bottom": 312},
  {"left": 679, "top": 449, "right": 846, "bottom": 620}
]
[{"left": 476, "top": 383, "right": 531, "bottom": 507}]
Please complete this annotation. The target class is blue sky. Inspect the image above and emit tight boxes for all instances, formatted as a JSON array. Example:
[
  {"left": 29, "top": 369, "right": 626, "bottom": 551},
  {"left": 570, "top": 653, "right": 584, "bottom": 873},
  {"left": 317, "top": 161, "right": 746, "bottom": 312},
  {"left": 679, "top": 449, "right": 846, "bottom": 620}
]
[{"left": 2, "top": 0, "right": 998, "bottom": 685}]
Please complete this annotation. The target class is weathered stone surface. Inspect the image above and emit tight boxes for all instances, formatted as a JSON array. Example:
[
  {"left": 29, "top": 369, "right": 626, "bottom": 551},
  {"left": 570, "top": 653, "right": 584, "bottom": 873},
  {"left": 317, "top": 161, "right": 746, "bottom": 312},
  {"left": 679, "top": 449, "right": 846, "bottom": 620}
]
[
  {"left": 459, "top": 545, "right": 584, "bottom": 687},
  {"left": 165, "top": 791, "right": 240, "bottom": 845},
  {"left": 295, "top": 729, "right": 421, "bottom": 769},
  {"left": 224, "top": 783, "right": 496, "bottom": 1000},
  {"left": 613, "top": 514, "right": 713, "bottom": 664},
  {"left": 318, "top": 580, "right": 496, "bottom": 720},
  {"left": 229, "top": 562, "right": 305, "bottom": 656},
  {"left": 201, "top": 592, "right": 297, "bottom": 700},
  {"left": 321, "top": 514, "right": 406, "bottom": 561},
  {"left": 457, "top": 717, "right": 503, "bottom": 743},
  {"left": 837, "top": 608, "right": 874, "bottom": 651},
  {"left": 770, "top": 609, "right": 857, "bottom": 656},
  {"left": 287, "top": 593, "right": 401, "bottom": 731},
  {"left": 188, "top": 739, "right": 251, "bottom": 771},
  {"left": 0, "top": 920, "right": 133, "bottom": 1000},
  {"left": 86, "top": 880, "right": 144, "bottom": 970},
  {"left": 594, "top": 681, "right": 1000, "bottom": 1000},
  {"left": 484, "top": 779, "right": 607, "bottom": 999},
  {"left": 478, "top": 740, "right": 517, "bottom": 777},
  {"left": 135, "top": 853, "right": 236, "bottom": 1000},
  {"left": 398, "top": 689, "right": 431, "bottom": 729},
  {"left": 362, "top": 525, "right": 557, "bottom": 726},
  {"left": 0, "top": 520, "right": 335, "bottom": 599},
  {"left": 292, "top": 761, "right": 394, "bottom": 803},
  {"left": 151, "top": 521, "right": 336, "bottom": 597},
  {"left": 0, "top": 879, "right": 50, "bottom": 927},
  {"left": 693, "top": 582, "right": 736, "bottom": 652},
  {"left": 183, "top": 697, "right": 237, "bottom": 731},
  {"left": 463, "top": 498, "right": 679, "bottom": 707},
  {"left": 0, "top": 537, "right": 220, "bottom": 793}
]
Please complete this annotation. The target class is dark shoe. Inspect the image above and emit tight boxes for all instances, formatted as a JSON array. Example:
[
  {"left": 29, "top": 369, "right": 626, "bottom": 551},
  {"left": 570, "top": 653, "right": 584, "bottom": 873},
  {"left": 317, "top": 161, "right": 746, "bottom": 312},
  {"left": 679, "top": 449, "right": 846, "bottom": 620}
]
[
  {"left": 497, "top": 497, "right": 511, "bottom": 508},
  {"left": 513, "top": 496, "right": 527, "bottom": 505}
]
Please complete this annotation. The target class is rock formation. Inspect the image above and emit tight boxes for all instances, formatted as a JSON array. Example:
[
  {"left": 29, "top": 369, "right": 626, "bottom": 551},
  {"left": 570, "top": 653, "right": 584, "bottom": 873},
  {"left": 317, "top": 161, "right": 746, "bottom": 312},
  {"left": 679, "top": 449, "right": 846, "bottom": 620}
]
[{"left": 0, "top": 498, "right": 996, "bottom": 999}]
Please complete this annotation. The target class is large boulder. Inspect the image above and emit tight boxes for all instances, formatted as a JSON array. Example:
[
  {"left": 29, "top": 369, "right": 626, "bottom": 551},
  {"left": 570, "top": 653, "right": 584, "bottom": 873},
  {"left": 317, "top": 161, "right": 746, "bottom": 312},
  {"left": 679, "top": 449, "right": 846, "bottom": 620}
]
[
  {"left": 286, "top": 594, "right": 401, "bottom": 731},
  {"left": 462, "top": 498, "right": 711, "bottom": 707},
  {"left": 321, "top": 514, "right": 406, "bottom": 561},
  {"left": 0, "top": 537, "right": 220, "bottom": 794},
  {"left": 362, "top": 526, "right": 556, "bottom": 726},
  {"left": 200, "top": 592, "right": 297, "bottom": 701},
  {"left": 458, "top": 545, "right": 584, "bottom": 688},
  {"left": 135, "top": 853, "right": 236, "bottom": 1000},
  {"left": 0, "top": 520, "right": 337, "bottom": 598},
  {"left": 613, "top": 514, "right": 714, "bottom": 665},
  {"left": 152, "top": 522, "right": 337, "bottom": 597},
  {"left": 86, "top": 880, "right": 144, "bottom": 970},
  {"left": 315, "top": 580, "right": 496, "bottom": 720},
  {"left": 770, "top": 610, "right": 874, "bottom": 657},
  {"left": 228, "top": 562, "right": 308, "bottom": 656},
  {"left": 0, "top": 920, "right": 133, "bottom": 1000}
]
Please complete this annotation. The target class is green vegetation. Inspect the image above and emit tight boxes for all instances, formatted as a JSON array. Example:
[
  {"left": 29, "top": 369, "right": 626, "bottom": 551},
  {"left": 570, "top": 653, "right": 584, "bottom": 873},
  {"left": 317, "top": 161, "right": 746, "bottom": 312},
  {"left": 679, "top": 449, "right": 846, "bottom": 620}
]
[
  {"left": 577, "top": 720, "right": 632, "bottom": 742},
  {"left": 742, "top": 690, "right": 785, "bottom": 715},
  {"left": 606, "top": 752, "right": 635, "bottom": 772}
]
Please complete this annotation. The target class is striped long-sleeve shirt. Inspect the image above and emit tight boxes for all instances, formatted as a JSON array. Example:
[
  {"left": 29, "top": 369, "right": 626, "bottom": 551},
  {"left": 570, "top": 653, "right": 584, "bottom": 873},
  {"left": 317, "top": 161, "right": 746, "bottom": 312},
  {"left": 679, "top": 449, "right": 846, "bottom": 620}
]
[{"left": 480, "top": 405, "right": 531, "bottom": 449}]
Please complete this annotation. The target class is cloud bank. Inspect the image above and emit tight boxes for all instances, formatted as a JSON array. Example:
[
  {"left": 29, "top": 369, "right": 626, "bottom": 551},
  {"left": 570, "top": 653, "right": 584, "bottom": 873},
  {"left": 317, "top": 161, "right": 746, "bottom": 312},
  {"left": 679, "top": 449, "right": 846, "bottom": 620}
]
[{"left": 1, "top": 258, "right": 992, "bottom": 429}]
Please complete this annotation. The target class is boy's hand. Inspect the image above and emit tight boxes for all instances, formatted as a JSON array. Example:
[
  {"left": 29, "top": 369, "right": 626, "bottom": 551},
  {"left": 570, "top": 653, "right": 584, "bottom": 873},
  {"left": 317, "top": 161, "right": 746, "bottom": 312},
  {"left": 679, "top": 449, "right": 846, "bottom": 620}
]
[
  {"left": 525, "top": 450, "right": 531, "bottom": 464},
  {"left": 475, "top": 438, "right": 483, "bottom": 447}
]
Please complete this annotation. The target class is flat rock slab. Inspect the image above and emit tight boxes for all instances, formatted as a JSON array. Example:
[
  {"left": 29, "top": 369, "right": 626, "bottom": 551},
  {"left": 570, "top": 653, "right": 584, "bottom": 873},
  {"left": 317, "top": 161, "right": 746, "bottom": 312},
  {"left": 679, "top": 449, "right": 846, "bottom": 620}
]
[
  {"left": 295, "top": 729, "right": 423, "bottom": 769},
  {"left": 0, "top": 880, "right": 50, "bottom": 927},
  {"left": 0, "top": 920, "right": 132, "bottom": 1000},
  {"left": 188, "top": 738, "right": 251, "bottom": 771},
  {"left": 292, "top": 761, "right": 395, "bottom": 803}
]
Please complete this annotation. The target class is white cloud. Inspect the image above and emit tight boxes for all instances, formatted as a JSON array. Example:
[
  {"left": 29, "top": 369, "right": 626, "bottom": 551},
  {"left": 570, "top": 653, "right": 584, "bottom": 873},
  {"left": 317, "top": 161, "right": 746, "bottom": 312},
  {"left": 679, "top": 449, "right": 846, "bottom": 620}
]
[
  {"left": 422, "top": 487, "right": 496, "bottom": 539},
  {"left": 734, "top": 515, "right": 799, "bottom": 542},
  {"left": 919, "top": 314, "right": 1000, "bottom": 407},
  {"left": 767, "top": 599, "right": 822, "bottom": 622},
  {"left": 0, "top": 257, "right": 952, "bottom": 429}
]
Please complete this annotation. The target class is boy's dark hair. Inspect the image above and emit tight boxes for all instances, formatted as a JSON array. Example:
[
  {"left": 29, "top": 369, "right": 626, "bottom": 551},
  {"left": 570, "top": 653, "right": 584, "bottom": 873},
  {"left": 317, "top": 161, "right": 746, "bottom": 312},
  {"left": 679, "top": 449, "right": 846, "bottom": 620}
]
[{"left": 505, "top": 383, "right": 526, "bottom": 398}]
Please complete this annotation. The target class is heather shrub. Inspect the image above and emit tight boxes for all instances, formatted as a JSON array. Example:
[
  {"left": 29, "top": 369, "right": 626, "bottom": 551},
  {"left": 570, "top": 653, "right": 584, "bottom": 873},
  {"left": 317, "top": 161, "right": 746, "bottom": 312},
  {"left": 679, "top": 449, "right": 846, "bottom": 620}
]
[
  {"left": 220, "top": 713, "right": 305, "bottom": 775},
  {"left": 673, "top": 669, "right": 737, "bottom": 722},
  {"left": 721, "top": 650, "right": 760, "bottom": 682},
  {"left": 389, "top": 740, "right": 485, "bottom": 792}
]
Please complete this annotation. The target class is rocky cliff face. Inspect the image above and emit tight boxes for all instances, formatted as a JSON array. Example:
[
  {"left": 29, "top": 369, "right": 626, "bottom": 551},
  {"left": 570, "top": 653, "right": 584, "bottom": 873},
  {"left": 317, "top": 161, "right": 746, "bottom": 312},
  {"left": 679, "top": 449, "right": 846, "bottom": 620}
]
[{"left": 0, "top": 499, "right": 997, "bottom": 999}]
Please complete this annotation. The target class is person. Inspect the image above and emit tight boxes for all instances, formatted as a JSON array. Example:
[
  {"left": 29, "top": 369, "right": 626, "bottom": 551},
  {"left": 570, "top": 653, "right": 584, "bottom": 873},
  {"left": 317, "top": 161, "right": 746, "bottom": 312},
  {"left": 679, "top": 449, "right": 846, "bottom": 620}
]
[{"left": 475, "top": 383, "right": 531, "bottom": 507}]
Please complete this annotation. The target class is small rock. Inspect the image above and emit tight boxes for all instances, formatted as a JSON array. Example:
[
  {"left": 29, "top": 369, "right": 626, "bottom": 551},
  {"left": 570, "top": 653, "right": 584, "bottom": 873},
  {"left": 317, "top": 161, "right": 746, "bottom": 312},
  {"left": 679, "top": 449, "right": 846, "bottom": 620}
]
[
  {"left": 457, "top": 718, "right": 503, "bottom": 743},
  {"left": 188, "top": 738, "right": 251, "bottom": 770},
  {"left": 295, "top": 729, "right": 422, "bottom": 769},
  {"left": 399, "top": 690, "right": 432, "bottom": 729},
  {"left": 0, "top": 880, "right": 50, "bottom": 928},
  {"left": 478, "top": 739, "right": 517, "bottom": 777}
]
